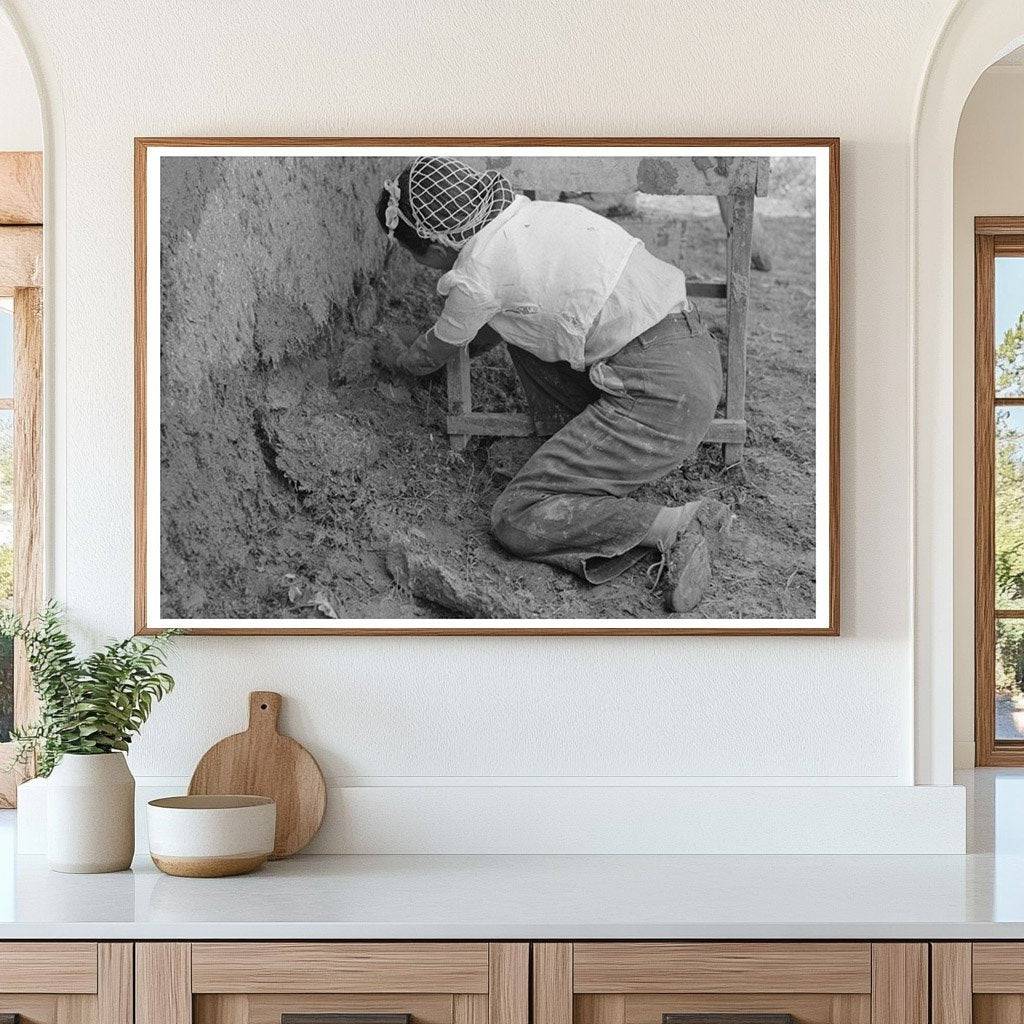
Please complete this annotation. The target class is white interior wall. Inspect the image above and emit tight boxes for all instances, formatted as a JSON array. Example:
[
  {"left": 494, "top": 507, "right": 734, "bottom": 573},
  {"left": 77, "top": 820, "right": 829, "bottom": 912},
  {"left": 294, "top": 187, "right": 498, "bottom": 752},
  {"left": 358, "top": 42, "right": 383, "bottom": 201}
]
[
  {"left": 0, "top": 10, "right": 39, "bottom": 151},
  {"left": 0, "top": 0, "right": 981, "bottom": 852},
  {"left": 952, "top": 62, "right": 1024, "bottom": 768}
]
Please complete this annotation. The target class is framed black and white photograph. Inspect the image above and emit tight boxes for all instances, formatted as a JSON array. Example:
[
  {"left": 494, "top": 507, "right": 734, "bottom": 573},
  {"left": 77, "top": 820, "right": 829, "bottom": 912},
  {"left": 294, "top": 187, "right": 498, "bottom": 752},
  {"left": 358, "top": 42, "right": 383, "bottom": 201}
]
[{"left": 135, "top": 138, "right": 839, "bottom": 635}]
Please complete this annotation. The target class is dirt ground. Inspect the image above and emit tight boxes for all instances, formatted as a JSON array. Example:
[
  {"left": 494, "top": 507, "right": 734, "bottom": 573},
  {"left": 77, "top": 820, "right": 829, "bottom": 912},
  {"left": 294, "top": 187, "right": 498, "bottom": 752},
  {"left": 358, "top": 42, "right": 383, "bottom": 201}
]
[{"left": 212, "top": 209, "right": 817, "bottom": 622}]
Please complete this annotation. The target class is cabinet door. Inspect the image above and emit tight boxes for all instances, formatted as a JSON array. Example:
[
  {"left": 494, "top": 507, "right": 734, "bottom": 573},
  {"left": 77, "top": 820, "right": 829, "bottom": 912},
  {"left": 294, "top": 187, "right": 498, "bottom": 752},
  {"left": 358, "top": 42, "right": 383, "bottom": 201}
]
[
  {"left": 937, "top": 943, "right": 1024, "bottom": 1024},
  {"left": 0, "top": 942, "right": 132, "bottom": 1024},
  {"left": 533, "top": 943, "right": 927, "bottom": 1024},
  {"left": 137, "top": 943, "right": 528, "bottom": 1024}
]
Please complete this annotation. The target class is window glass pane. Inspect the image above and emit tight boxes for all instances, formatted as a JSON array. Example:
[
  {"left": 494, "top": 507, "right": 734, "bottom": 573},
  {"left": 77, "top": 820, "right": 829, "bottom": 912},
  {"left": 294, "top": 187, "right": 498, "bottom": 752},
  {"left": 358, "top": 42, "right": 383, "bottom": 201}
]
[
  {"left": 996, "top": 257, "right": 1024, "bottom": 397},
  {"left": 0, "top": 302, "right": 12, "bottom": 400},
  {"left": 997, "top": 407, "right": 1024, "bottom": 610},
  {"left": 0, "top": 410, "right": 12, "bottom": 742},
  {"left": 998, "top": 619, "right": 1024, "bottom": 740}
]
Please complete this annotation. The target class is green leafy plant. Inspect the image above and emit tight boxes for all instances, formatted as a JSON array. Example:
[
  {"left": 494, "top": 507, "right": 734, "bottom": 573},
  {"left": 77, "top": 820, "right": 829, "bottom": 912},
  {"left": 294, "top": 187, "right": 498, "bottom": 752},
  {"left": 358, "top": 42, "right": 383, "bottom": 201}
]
[{"left": 1, "top": 603, "right": 177, "bottom": 777}]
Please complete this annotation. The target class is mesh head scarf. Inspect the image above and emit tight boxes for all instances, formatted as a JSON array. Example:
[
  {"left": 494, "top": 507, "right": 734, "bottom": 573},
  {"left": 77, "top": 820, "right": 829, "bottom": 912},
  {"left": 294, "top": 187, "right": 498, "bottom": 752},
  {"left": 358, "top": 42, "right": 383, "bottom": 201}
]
[{"left": 382, "top": 157, "right": 517, "bottom": 250}]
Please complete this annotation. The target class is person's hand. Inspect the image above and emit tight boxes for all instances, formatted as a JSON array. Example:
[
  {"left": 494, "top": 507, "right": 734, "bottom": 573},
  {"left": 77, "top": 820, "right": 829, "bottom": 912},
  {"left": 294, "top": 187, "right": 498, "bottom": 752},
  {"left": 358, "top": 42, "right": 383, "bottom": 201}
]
[{"left": 374, "top": 332, "right": 413, "bottom": 372}]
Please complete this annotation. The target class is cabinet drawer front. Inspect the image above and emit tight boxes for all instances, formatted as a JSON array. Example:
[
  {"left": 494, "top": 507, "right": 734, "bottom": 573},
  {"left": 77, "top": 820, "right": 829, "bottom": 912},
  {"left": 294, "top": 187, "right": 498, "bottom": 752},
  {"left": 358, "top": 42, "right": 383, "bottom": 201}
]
[
  {"left": 573, "top": 944, "right": 872, "bottom": 994},
  {"left": 0, "top": 943, "right": 97, "bottom": 993},
  {"left": 192, "top": 943, "right": 491, "bottom": 994},
  {"left": 973, "top": 944, "right": 1024, "bottom": 992}
]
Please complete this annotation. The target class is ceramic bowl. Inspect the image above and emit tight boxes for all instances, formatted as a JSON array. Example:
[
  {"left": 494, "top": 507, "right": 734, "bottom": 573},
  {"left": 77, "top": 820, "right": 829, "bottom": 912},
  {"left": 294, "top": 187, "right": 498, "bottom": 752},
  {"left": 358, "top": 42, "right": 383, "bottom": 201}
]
[{"left": 147, "top": 795, "right": 276, "bottom": 877}]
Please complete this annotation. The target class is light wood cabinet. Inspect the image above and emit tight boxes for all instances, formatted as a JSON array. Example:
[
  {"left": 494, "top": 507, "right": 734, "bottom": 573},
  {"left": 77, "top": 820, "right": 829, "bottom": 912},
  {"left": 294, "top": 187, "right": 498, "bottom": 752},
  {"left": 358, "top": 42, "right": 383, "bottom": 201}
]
[
  {"left": 533, "top": 943, "right": 928, "bottom": 1024},
  {"left": 930, "top": 943, "right": 1024, "bottom": 1024},
  {"left": 0, "top": 942, "right": 132, "bottom": 1024},
  {"left": 136, "top": 943, "right": 528, "bottom": 1024}
]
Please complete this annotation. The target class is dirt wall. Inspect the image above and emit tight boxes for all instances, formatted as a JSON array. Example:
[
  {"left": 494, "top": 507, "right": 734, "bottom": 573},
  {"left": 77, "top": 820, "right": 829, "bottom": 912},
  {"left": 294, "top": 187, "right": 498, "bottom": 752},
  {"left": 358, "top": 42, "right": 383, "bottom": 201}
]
[{"left": 158, "top": 155, "right": 404, "bottom": 617}]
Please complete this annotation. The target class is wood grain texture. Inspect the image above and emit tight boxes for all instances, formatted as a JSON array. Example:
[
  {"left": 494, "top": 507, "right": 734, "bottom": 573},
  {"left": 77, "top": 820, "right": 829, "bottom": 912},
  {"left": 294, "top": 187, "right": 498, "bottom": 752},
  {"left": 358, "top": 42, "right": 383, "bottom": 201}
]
[
  {"left": 191, "top": 942, "right": 489, "bottom": 994},
  {"left": 134, "top": 136, "right": 839, "bottom": 638},
  {"left": 194, "top": 995, "right": 248, "bottom": 1024},
  {"left": 136, "top": 943, "right": 192, "bottom": 1024},
  {"left": 188, "top": 691, "right": 326, "bottom": 859},
  {"left": 97, "top": 945, "right": 133, "bottom": 1024},
  {"left": 55, "top": 995, "right": 94, "bottom": 1024},
  {"left": 489, "top": 944, "right": 529, "bottom": 1024},
  {"left": 576, "top": 996, "right": 626, "bottom": 1024},
  {"left": 831, "top": 996, "right": 872, "bottom": 1024},
  {"left": 972, "top": 943, "right": 1024, "bottom": 992},
  {"left": 623, "top": 994, "right": 836, "bottom": 1024},
  {"left": 454, "top": 995, "right": 487, "bottom": 1024},
  {"left": 976, "top": 229, "right": 999, "bottom": 765},
  {"left": 534, "top": 944, "right": 573, "bottom": 1024},
  {"left": 206, "top": 994, "right": 450, "bottom": 1024},
  {"left": 870, "top": 945, "right": 927, "bottom": 1024},
  {"left": 573, "top": 943, "right": 871, "bottom": 994},
  {"left": 931, "top": 945, "right": 971, "bottom": 1024},
  {"left": 0, "top": 226, "right": 41, "bottom": 287},
  {"left": 14, "top": 287, "right": 42, "bottom": 720},
  {"left": 0, "top": 943, "right": 97, "bottom": 993},
  {"left": 0, "top": 998, "right": 58, "bottom": 1024},
  {"left": 0, "top": 152, "right": 42, "bottom": 225}
]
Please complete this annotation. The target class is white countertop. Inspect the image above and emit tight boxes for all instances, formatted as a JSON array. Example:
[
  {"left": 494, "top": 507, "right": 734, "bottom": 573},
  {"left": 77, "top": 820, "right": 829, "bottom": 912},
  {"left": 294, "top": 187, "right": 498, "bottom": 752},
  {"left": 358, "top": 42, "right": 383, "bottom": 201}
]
[
  {"left": 0, "top": 849, "right": 1022, "bottom": 940},
  {"left": 0, "top": 769, "right": 1021, "bottom": 941}
]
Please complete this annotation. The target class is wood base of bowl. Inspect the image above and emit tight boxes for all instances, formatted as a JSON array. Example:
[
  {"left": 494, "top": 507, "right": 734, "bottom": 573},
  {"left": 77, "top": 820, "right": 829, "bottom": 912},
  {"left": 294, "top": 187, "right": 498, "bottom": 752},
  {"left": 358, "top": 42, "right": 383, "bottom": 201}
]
[{"left": 151, "top": 853, "right": 268, "bottom": 878}]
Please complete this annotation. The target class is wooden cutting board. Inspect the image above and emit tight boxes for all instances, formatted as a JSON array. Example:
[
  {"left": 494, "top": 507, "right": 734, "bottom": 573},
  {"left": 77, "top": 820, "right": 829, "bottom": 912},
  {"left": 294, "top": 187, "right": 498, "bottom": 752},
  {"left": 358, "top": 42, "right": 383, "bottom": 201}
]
[{"left": 188, "top": 691, "right": 326, "bottom": 859}]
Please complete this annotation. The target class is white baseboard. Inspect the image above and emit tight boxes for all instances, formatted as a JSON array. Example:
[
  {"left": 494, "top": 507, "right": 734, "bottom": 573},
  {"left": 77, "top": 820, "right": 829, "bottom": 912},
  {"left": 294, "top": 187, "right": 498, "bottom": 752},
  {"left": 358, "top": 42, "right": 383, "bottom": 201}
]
[{"left": 17, "top": 778, "right": 967, "bottom": 856}]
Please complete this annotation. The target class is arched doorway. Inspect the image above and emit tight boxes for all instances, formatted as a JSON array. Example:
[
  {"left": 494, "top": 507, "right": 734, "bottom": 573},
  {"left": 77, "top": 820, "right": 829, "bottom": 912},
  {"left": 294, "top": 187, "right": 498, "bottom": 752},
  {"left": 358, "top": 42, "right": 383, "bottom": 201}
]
[{"left": 914, "top": 0, "right": 1024, "bottom": 784}]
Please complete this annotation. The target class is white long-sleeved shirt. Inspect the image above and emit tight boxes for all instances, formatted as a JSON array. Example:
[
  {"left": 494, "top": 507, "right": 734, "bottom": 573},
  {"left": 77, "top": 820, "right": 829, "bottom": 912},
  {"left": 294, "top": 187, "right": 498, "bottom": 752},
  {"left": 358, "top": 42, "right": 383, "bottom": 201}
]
[{"left": 431, "top": 196, "right": 689, "bottom": 370}]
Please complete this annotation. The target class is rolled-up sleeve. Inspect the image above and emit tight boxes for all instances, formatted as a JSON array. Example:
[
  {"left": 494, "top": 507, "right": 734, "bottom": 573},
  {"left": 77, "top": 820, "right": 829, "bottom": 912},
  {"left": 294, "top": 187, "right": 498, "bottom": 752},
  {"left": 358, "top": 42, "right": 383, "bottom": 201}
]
[{"left": 432, "top": 278, "right": 500, "bottom": 347}]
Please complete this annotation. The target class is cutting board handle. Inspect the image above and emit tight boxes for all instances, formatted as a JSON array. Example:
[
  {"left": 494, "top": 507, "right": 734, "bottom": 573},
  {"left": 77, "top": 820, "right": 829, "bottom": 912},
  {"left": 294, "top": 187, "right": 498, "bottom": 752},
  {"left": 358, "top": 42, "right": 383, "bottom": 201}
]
[{"left": 248, "top": 691, "right": 282, "bottom": 734}]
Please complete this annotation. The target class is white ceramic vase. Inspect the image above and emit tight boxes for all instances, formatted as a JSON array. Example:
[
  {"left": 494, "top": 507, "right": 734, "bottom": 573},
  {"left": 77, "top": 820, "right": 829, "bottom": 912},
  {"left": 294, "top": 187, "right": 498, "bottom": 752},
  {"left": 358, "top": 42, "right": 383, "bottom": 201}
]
[{"left": 46, "top": 752, "right": 135, "bottom": 873}]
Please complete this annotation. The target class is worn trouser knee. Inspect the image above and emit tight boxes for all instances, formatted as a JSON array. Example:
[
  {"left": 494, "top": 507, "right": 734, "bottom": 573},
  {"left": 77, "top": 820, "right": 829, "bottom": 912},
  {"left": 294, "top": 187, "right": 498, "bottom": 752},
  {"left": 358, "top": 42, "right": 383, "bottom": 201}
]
[{"left": 491, "top": 486, "right": 542, "bottom": 558}]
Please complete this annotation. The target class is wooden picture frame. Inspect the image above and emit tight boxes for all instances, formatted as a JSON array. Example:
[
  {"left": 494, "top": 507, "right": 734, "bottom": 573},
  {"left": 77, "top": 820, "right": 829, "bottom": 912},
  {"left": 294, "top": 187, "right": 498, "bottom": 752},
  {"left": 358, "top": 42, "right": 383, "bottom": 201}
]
[{"left": 135, "top": 137, "right": 840, "bottom": 636}]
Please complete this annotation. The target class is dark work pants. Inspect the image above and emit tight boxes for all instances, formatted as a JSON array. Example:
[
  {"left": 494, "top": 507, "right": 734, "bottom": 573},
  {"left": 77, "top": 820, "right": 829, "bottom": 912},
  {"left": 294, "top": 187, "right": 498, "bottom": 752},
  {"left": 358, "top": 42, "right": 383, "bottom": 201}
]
[{"left": 492, "top": 310, "right": 722, "bottom": 583}]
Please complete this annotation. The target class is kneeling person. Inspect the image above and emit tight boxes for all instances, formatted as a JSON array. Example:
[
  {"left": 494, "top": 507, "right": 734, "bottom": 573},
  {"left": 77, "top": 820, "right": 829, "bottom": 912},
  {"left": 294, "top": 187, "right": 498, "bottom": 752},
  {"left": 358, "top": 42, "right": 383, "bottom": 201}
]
[{"left": 375, "top": 156, "right": 732, "bottom": 611}]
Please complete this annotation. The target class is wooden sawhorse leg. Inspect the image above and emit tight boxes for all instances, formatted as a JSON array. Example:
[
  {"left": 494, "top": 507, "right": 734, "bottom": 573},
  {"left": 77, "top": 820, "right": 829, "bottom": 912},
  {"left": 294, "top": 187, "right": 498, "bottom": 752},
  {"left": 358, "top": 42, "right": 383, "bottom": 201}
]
[
  {"left": 447, "top": 345, "right": 472, "bottom": 452},
  {"left": 723, "top": 187, "right": 755, "bottom": 468}
]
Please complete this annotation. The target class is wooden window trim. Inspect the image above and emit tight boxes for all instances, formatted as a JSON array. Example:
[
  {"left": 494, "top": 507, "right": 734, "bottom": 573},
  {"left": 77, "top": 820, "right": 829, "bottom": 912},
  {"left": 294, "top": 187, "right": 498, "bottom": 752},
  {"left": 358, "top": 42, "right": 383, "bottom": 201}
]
[
  {"left": 975, "top": 217, "right": 1024, "bottom": 765},
  {"left": 0, "top": 151, "right": 43, "bottom": 807}
]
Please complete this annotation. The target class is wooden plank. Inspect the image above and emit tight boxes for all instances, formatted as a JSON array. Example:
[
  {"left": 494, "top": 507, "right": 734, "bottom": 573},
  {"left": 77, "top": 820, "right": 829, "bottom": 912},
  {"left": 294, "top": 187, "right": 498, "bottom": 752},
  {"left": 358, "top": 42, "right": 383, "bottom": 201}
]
[
  {"left": 931, "top": 945, "right": 971, "bottom": 1024},
  {"left": 976, "top": 231, "right": 997, "bottom": 764},
  {"left": 0, "top": 943, "right": 97, "bottom": 994},
  {"left": 870, "top": 945, "right": 928, "bottom": 1024},
  {"left": 192, "top": 942, "right": 489, "bottom": 994},
  {"left": 446, "top": 346, "right": 472, "bottom": 452},
  {"left": 461, "top": 156, "right": 760, "bottom": 197},
  {"left": 98, "top": 945, "right": 133, "bottom": 1024},
  {"left": 0, "top": 226, "right": 42, "bottom": 288},
  {"left": 0, "top": 152, "right": 42, "bottom": 225},
  {"left": 489, "top": 943, "right": 528, "bottom": 1024},
  {"left": 136, "top": 943, "right": 192, "bottom": 1024},
  {"left": 723, "top": 186, "right": 755, "bottom": 467},
  {"left": 624, "top": 994, "right": 836, "bottom": 1024},
  {"left": 534, "top": 944, "right": 573, "bottom": 1024},
  {"left": 573, "top": 943, "right": 871, "bottom": 994},
  {"left": 453, "top": 996, "right": 487, "bottom": 1024}
]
